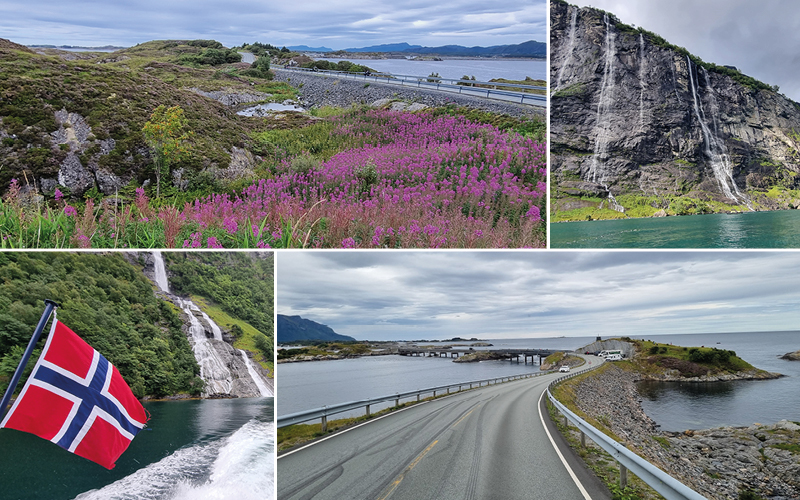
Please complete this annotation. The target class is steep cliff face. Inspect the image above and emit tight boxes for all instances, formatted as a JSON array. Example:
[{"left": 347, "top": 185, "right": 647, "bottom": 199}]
[{"left": 551, "top": 0, "right": 800, "bottom": 218}]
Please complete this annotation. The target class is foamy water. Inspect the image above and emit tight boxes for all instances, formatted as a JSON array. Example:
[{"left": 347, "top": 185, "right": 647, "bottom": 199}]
[{"left": 75, "top": 420, "right": 274, "bottom": 500}]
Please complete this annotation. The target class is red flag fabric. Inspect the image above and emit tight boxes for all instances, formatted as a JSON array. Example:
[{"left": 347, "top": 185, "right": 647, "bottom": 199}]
[{"left": 0, "top": 320, "right": 148, "bottom": 469}]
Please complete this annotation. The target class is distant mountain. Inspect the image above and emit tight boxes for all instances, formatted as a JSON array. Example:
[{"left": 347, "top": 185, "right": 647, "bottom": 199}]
[
  {"left": 339, "top": 40, "right": 544, "bottom": 58},
  {"left": 277, "top": 314, "right": 355, "bottom": 342},
  {"left": 344, "top": 42, "right": 423, "bottom": 53},
  {"left": 410, "top": 40, "right": 545, "bottom": 57},
  {"left": 288, "top": 45, "right": 334, "bottom": 52}
]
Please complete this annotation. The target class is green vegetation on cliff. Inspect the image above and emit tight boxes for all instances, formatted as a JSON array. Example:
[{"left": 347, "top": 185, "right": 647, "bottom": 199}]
[
  {"left": 162, "top": 252, "right": 274, "bottom": 369},
  {"left": 0, "top": 252, "right": 201, "bottom": 398}
]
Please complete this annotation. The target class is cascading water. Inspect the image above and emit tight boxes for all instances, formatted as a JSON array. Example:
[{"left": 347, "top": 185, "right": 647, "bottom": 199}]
[
  {"left": 555, "top": 5, "right": 578, "bottom": 91},
  {"left": 686, "top": 56, "right": 751, "bottom": 208},
  {"left": 588, "top": 14, "right": 623, "bottom": 212},
  {"left": 239, "top": 349, "right": 273, "bottom": 397},
  {"left": 150, "top": 252, "right": 272, "bottom": 398},
  {"left": 153, "top": 251, "right": 170, "bottom": 293},
  {"left": 179, "top": 298, "right": 234, "bottom": 396},
  {"left": 639, "top": 33, "right": 646, "bottom": 129}
]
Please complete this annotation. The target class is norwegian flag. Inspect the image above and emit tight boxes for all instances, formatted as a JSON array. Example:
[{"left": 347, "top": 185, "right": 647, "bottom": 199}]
[{"left": 0, "top": 319, "right": 148, "bottom": 469}]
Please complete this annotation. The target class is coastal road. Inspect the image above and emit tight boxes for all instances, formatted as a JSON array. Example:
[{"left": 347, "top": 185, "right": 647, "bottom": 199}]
[
  {"left": 278, "top": 356, "right": 609, "bottom": 500},
  {"left": 275, "top": 67, "right": 545, "bottom": 108}
]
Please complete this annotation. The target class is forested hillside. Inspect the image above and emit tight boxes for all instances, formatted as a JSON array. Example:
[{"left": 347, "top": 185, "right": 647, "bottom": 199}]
[{"left": 0, "top": 252, "right": 201, "bottom": 398}]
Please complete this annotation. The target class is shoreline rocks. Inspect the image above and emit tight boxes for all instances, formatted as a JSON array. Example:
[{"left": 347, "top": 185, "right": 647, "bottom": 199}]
[{"left": 571, "top": 365, "right": 800, "bottom": 499}]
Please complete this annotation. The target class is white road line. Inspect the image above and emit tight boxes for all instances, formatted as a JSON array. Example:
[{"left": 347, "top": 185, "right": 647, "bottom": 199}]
[{"left": 538, "top": 387, "right": 593, "bottom": 500}]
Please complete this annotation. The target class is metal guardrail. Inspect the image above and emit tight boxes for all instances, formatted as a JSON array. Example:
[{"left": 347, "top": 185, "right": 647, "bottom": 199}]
[
  {"left": 547, "top": 369, "right": 707, "bottom": 500},
  {"left": 275, "top": 66, "right": 546, "bottom": 106},
  {"left": 278, "top": 371, "right": 546, "bottom": 429}
]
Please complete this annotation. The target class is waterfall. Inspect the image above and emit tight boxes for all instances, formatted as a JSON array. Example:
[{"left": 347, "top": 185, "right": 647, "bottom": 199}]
[
  {"left": 588, "top": 13, "right": 616, "bottom": 185},
  {"left": 555, "top": 6, "right": 578, "bottom": 91},
  {"left": 153, "top": 251, "right": 170, "bottom": 293},
  {"left": 239, "top": 349, "right": 273, "bottom": 397},
  {"left": 586, "top": 14, "right": 623, "bottom": 212},
  {"left": 150, "top": 252, "right": 272, "bottom": 398},
  {"left": 639, "top": 33, "right": 646, "bottom": 129},
  {"left": 179, "top": 298, "right": 234, "bottom": 396},
  {"left": 686, "top": 57, "right": 750, "bottom": 208}
]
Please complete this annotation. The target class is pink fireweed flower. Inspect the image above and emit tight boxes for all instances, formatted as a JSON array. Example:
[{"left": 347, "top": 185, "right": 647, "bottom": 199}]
[
  {"left": 54, "top": 188, "right": 63, "bottom": 202},
  {"left": 206, "top": 236, "right": 223, "bottom": 249},
  {"left": 64, "top": 205, "right": 77, "bottom": 217},
  {"left": 341, "top": 237, "right": 356, "bottom": 248},
  {"left": 223, "top": 217, "right": 238, "bottom": 235}
]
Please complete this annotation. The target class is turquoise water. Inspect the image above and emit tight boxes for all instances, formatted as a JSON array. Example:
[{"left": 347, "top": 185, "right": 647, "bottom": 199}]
[
  {"left": 550, "top": 210, "right": 800, "bottom": 248},
  {"left": 0, "top": 398, "right": 273, "bottom": 500}
]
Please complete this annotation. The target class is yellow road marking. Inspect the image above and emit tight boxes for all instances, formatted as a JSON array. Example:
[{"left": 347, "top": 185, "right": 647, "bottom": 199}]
[
  {"left": 450, "top": 408, "right": 475, "bottom": 429},
  {"left": 376, "top": 440, "right": 439, "bottom": 500}
]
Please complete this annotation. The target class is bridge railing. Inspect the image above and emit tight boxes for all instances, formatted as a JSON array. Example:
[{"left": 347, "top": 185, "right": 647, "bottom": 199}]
[
  {"left": 278, "top": 371, "right": 546, "bottom": 430},
  {"left": 275, "top": 66, "right": 545, "bottom": 105},
  {"left": 547, "top": 368, "right": 707, "bottom": 500}
]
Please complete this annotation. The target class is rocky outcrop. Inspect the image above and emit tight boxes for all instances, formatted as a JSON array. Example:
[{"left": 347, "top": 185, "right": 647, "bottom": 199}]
[
  {"left": 452, "top": 351, "right": 504, "bottom": 363},
  {"left": 781, "top": 350, "right": 800, "bottom": 361},
  {"left": 47, "top": 109, "right": 128, "bottom": 196},
  {"left": 551, "top": 0, "right": 800, "bottom": 213},
  {"left": 571, "top": 365, "right": 800, "bottom": 499}
]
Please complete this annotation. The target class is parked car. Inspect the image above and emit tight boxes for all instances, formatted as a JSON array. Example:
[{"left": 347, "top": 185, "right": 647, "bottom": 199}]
[
  {"left": 559, "top": 365, "right": 571, "bottom": 372},
  {"left": 606, "top": 353, "right": 623, "bottom": 361}
]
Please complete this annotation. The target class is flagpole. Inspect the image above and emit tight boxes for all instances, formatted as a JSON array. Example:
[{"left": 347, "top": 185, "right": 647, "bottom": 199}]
[{"left": 0, "top": 299, "right": 60, "bottom": 421}]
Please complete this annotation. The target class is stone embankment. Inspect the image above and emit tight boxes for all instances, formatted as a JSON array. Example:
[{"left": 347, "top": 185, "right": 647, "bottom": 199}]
[
  {"left": 572, "top": 365, "right": 800, "bottom": 499},
  {"left": 272, "top": 69, "right": 541, "bottom": 118}
]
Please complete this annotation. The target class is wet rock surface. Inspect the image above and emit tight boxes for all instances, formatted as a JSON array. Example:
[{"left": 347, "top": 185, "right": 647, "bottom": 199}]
[
  {"left": 573, "top": 364, "right": 800, "bottom": 499},
  {"left": 272, "top": 69, "right": 541, "bottom": 119},
  {"left": 550, "top": 0, "right": 800, "bottom": 207}
]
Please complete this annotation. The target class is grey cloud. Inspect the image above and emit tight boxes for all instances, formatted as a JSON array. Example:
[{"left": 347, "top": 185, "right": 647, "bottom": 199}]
[
  {"left": 277, "top": 251, "right": 800, "bottom": 341},
  {"left": 1, "top": 0, "right": 543, "bottom": 48}
]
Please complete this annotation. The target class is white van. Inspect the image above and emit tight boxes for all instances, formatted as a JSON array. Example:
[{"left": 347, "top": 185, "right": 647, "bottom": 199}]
[{"left": 606, "top": 353, "right": 623, "bottom": 361}]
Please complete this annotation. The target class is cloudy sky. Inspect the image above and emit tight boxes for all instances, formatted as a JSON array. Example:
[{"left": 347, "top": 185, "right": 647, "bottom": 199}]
[
  {"left": 277, "top": 251, "right": 800, "bottom": 341},
  {"left": 569, "top": 0, "right": 800, "bottom": 101},
  {"left": 0, "top": 0, "right": 544, "bottom": 50}
]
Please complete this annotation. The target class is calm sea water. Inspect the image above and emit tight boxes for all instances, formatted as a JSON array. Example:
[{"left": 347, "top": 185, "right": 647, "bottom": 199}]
[
  {"left": 550, "top": 210, "right": 800, "bottom": 248},
  {"left": 279, "top": 332, "right": 799, "bottom": 430},
  {"left": 314, "top": 57, "right": 545, "bottom": 82},
  {"left": 0, "top": 398, "right": 274, "bottom": 500},
  {"left": 633, "top": 331, "right": 800, "bottom": 430},
  {"left": 277, "top": 336, "right": 599, "bottom": 418}
]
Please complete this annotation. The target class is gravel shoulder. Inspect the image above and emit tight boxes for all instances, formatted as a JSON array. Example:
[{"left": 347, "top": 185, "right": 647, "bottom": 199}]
[{"left": 273, "top": 69, "right": 544, "bottom": 118}]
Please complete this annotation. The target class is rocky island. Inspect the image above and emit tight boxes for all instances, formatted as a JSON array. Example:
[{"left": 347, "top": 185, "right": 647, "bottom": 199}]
[
  {"left": 552, "top": 339, "right": 795, "bottom": 499},
  {"left": 781, "top": 350, "right": 800, "bottom": 361}
]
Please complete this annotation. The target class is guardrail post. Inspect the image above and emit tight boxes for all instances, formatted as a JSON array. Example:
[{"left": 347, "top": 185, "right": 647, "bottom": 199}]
[
  {"left": 433, "top": 390, "right": 436, "bottom": 397},
  {"left": 581, "top": 431, "right": 586, "bottom": 447},
  {"left": 395, "top": 394, "right": 399, "bottom": 407},
  {"left": 620, "top": 464, "right": 628, "bottom": 489},
  {"left": 366, "top": 404, "right": 371, "bottom": 418},
  {"left": 447, "top": 387, "right": 450, "bottom": 394},
  {"left": 321, "top": 415, "right": 327, "bottom": 432}
]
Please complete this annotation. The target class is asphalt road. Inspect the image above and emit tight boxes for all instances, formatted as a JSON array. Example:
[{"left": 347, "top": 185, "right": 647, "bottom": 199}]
[{"left": 278, "top": 358, "right": 610, "bottom": 500}]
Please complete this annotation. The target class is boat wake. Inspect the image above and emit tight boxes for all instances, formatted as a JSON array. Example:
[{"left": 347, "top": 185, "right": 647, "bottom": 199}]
[{"left": 75, "top": 420, "right": 274, "bottom": 500}]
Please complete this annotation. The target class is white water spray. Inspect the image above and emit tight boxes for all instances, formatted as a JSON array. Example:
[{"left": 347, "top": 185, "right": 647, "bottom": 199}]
[
  {"left": 75, "top": 419, "right": 275, "bottom": 500},
  {"left": 179, "top": 298, "right": 234, "bottom": 397},
  {"left": 555, "top": 6, "right": 578, "bottom": 91},
  {"left": 152, "top": 251, "right": 170, "bottom": 293},
  {"left": 686, "top": 57, "right": 750, "bottom": 208}
]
